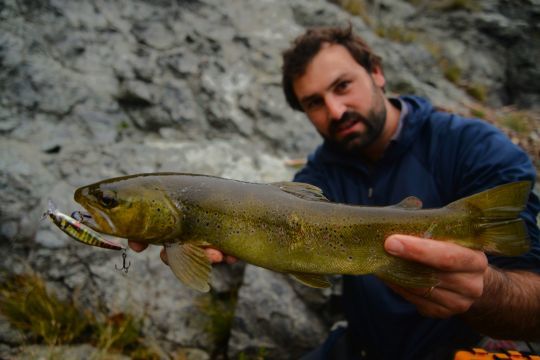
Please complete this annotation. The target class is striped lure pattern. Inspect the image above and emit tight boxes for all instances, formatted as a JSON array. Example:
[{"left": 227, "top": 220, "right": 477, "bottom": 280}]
[{"left": 44, "top": 200, "right": 124, "bottom": 250}]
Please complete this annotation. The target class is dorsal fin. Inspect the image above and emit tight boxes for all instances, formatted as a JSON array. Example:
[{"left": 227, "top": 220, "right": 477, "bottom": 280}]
[
  {"left": 271, "top": 182, "right": 329, "bottom": 202},
  {"left": 389, "top": 196, "right": 423, "bottom": 210}
]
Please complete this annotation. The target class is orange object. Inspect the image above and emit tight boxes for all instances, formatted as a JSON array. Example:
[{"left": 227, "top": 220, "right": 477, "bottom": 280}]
[{"left": 454, "top": 348, "right": 539, "bottom": 360}]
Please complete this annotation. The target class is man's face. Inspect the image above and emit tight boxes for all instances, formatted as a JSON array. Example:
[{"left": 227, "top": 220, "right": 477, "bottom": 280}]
[{"left": 292, "top": 43, "right": 387, "bottom": 153}]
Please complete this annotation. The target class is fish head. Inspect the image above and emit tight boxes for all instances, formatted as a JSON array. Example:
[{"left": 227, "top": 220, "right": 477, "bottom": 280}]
[{"left": 74, "top": 175, "right": 182, "bottom": 242}]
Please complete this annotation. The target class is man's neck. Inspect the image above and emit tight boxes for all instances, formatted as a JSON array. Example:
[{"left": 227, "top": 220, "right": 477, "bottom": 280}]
[{"left": 360, "top": 97, "right": 401, "bottom": 162}]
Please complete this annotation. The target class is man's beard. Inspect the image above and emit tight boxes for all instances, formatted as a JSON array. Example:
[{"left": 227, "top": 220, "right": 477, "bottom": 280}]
[{"left": 326, "top": 102, "right": 387, "bottom": 153}]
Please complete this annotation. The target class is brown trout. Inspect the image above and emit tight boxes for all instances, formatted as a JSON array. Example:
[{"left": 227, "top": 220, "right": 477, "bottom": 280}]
[{"left": 73, "top": 173, "right": 531, "bottom": 292}]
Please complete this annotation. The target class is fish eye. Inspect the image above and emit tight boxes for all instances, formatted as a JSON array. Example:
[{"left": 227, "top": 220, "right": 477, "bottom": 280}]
[{"left": 99, "top": 191, "right": 118, "bottom": 209}]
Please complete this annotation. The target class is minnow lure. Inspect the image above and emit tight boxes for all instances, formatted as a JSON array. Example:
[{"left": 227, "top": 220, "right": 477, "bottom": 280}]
[{"left": 43, "top": 200, "right": 125, "bottom": 251}]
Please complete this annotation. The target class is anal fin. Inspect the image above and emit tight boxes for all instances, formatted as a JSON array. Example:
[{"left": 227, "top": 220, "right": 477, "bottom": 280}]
[
  {"left": 165, "top": 243, "right": 212, "bottom": 292},
  {"left": 290, "top": 272, "right": 331, "bottom": 288}
]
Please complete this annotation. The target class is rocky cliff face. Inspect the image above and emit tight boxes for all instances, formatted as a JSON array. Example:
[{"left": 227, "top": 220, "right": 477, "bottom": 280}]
[{"left": 1, "top": 0, "right": 538, "bottom": 358}]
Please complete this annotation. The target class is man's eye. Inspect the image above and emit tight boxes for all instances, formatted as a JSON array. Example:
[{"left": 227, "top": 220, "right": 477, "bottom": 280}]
[
  {"left": 305, "top": 98, "right": 323, "bottom": 110},
  {"left": 335, "top": 81, "right": 350, "bottom": 92}
]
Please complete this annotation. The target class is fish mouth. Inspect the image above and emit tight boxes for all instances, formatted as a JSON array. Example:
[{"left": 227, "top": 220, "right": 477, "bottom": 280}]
[
  {"left": 72, "top": 208, "right": 117, "bottom": 235},
  {"left": 74, "top": 186, "right": 118, "bottom": 235}
]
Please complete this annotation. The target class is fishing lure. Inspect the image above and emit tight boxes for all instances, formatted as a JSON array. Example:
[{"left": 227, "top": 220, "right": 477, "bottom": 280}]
[{"left": 43, "top": 200, "right": 125, "bottom": 251}]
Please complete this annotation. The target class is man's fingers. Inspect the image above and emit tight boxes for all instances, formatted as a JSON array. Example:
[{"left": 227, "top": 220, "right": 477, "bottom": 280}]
[
  {"left": 387, "top": 282, "right": 474, "bottom": 318},
  {"left": 160, "top": 247, "right": 169, "bottom": 265},
  {"left": 382, "top": 234, "right": 490, "bottom": 318},
  {"left": 204, "top": 248, "right": 224, "bottom": 263},
  {"left": 128, "top": 240, "right": 148, "bottom": 252},
  {"left": 204, "top": 248, "right": 238, "bottom": 264},
  {"left": 384, "top": 235, "right": 488, "bottom": 272}
]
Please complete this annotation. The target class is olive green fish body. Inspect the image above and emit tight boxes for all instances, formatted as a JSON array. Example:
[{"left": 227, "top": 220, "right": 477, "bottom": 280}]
[{"left": 74, "top": 173, "right": 531, "bottom": 292}]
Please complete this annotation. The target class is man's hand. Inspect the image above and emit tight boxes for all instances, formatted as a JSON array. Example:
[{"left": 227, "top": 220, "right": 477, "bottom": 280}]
[
  {"left": 127, "top": 241, "right": 238, "bottom": 265},
  {"left": 383, "top": 234, "right": 488, "bottom": 319}
]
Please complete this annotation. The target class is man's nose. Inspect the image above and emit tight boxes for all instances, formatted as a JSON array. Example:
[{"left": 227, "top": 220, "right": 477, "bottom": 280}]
[{"left": 326, "top": 97, "right": 346, "bottom": 121}]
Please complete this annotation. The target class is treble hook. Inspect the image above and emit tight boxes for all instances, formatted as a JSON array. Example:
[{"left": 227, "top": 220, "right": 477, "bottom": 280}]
[{"left": 115, "top": 248, "right": 131, "bottom": 273}]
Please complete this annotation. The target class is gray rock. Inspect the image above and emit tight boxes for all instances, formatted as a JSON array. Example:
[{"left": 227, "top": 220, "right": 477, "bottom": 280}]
[
  {"left": 132, "top": 21, "right": 177, "bottom": 50},
  {"left": 0, "top": 315, "right": 24, "bottom": 346},
  {"left": 228, "top": 266, "right": 329, "bottom": 359}
]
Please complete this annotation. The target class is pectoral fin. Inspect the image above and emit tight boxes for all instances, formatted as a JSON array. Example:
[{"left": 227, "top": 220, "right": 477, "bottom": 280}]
[
  {"left": 165, "top": 243, "right": 212, "bottom": 292},
  {"left": 290, "top": 272, "right": 331, "bottom": 288}
]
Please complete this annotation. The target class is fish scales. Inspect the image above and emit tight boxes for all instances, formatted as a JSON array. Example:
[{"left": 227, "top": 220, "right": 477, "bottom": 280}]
[
  {"left": 73, "top": 173, "right": 531, "bottom": 292},
  {"left": 169, "top": 181, "right": 464, "bottom": 273}
]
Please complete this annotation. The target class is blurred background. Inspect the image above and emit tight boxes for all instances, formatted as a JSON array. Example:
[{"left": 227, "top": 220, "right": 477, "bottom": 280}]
[{"left": 1, "top": 0, "right": 539, "bottom": 358}]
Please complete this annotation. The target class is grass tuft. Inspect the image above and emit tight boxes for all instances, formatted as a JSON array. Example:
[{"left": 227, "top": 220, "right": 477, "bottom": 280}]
[
  {"left": 0, "top": 271, "right": 161, "bottom": 358},
  {"left": 196, "top": 291, "right": 237, "bottom": 350},
  {"left": 0, "top": 273, "right": 91, "bottom": 346},
  {"left": 94, "top": 312, "right": 144, "bottom": 355},
  {"left": 465, "top": 83, "right": 487, "bottom": 102},
  {"left": 443, "top": 63, "right": 462, "bottom": 83},
  {"left": 498, "top": 111, "right": 533, "bottom": 134}
]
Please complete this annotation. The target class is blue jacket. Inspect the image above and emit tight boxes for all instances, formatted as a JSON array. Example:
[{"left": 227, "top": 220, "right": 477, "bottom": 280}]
[{"left": 294, "top": 96, "right": 540, "bottom": 360}]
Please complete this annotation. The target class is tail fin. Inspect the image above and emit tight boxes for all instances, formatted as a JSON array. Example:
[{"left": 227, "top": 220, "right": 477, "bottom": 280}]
[{"left": 447, "top": 181, "right": 531, "bottom": 256}]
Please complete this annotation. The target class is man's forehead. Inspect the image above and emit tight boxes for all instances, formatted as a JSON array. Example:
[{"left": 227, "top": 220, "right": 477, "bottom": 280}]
[{"left": 294, "top": 45, "right": 363, "bottom": 96}]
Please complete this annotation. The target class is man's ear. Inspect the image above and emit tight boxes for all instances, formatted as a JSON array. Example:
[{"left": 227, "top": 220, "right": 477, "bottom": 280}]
[{"left": 371, "top": 66, "right": 386, "bottom": 88}]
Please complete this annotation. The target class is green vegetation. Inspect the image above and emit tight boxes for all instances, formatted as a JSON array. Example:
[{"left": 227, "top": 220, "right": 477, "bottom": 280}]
[
  {"left": 196, "top": 290, "right": 238, "bottom": 352},
  {"left": 498, "top": 111, "right": 533, "bottom": 134},
  {"left": 375, "top": 26, "right": 417, "bottom": 43},
  {"left": 469, "top": 108, "right": 486, "bottom": 119},
  {"left": 94, "top": 312, "right": 146, "bottom": 357},
  {"left": 0, "top": 273, "right": 90, "bottom": 346},
  {"left": 465, "top": 83, "right": 487, "bottom": 102},
  {"left": 0, "top": 272, "right": 160, "bottom": 359},
  {"left": 424, "top": 41, "right": 490, "bottom": 104},
  {"left": 117, "top": 120, "right": 130, "bottom": 130},
  {"left": 442, "top": 63, "right": 462, "bottom": 84},
  {"left": 237, "top": 347, "right": 268, "bottom": 360}
]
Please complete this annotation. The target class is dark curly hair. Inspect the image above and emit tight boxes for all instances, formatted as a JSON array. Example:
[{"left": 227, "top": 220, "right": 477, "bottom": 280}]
[{"left": 281, "top": 25, "right": 383, "bottom": 112}]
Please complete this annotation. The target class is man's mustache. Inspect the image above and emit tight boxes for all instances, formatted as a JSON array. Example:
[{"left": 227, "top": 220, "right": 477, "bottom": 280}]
[{"left": 330, "top": 111, "right": 366, "bottom": 134}]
